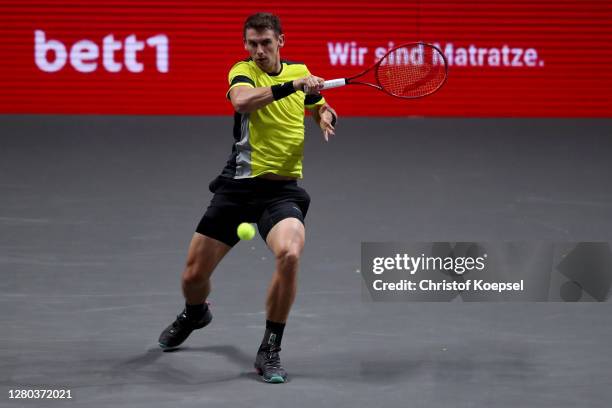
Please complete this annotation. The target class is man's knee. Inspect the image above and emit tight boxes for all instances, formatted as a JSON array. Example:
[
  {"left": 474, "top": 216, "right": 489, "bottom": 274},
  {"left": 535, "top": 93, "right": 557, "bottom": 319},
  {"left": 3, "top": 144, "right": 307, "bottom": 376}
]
[
  {"left": 182, "top": 233, "right": 229, "bottom": 287},
  {"left": 182, "top": 251, "right": 215, "bottom": 287},
  {"left": 275, "top": 244, "right": 302, "bottom": 271},
  {"left": 182, "top": 260, "right": 208, "bottom": 287}
]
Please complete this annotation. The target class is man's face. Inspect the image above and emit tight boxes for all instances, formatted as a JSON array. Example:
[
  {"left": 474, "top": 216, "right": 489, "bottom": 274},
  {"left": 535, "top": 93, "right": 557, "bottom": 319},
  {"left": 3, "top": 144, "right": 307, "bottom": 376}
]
[{"left": 244, "top": 28, "right": 284, "bottom": 73}]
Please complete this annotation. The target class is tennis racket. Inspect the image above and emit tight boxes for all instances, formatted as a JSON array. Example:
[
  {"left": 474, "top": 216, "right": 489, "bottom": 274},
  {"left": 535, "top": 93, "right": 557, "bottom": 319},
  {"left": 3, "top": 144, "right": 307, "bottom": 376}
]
[{"left": 318, "top": 42, "right": 448, "bottom": 99}]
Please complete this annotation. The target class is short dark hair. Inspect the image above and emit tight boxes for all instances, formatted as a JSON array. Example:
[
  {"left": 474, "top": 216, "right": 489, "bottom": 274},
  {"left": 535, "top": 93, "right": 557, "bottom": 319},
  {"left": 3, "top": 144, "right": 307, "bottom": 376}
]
[{"left": 243, "top": 12, "right": 283, "bottom": 39}]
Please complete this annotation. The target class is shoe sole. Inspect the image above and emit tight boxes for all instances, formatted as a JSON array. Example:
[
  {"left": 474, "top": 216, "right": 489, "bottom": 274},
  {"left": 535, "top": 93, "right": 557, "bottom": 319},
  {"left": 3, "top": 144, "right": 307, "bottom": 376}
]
[
  {"left": 158, "top": 342, "right": 180, "bottom": 350},
  {"left": 255, "top": 367, "right": 286, "bottom": 383}
]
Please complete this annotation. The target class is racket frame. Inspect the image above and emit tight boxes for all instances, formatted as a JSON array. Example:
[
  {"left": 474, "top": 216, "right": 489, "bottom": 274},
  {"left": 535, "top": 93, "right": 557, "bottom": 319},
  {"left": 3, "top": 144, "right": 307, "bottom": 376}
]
[{"left": 323, "top": 42, "right": 448, "bottom": 99}]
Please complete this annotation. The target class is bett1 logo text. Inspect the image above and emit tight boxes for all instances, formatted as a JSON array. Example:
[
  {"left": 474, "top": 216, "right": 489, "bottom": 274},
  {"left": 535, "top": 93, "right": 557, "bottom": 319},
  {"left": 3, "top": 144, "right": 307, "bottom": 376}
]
[{"left": 34, "top": 30, "right": 169, "bottom": 73}]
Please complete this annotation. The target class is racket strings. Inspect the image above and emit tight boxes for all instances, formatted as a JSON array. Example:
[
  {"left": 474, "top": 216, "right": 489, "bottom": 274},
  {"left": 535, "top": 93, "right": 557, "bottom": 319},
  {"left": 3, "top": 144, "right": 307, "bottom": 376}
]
[{"left": 376, "top": 45, "right": 446, "bottom": 98}]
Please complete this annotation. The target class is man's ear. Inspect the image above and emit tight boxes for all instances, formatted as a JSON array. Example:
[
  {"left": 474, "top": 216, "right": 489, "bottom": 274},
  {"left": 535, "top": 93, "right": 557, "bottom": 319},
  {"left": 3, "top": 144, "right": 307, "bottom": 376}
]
[{"left": 278, "top": 34, "right": 285, "bottom": 48}]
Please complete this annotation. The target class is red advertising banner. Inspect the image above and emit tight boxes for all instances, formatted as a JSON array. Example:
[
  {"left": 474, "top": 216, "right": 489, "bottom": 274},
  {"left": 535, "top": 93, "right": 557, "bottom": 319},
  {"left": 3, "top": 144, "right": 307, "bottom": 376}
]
[{"left": 1, "top": 0, "right": 611, "bottom": 116}]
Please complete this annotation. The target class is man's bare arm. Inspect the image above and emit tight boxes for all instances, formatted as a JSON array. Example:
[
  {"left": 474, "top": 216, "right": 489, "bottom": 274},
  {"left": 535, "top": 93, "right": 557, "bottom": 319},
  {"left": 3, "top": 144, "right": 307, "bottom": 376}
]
[{"left": 229, "top": 76, "right": 325, "bottom": 114}]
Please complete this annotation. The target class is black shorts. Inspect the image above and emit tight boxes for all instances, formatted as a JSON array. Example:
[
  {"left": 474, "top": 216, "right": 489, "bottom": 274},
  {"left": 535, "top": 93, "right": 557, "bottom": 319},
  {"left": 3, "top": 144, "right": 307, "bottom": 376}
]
[{"left": 196, "top": 176, "right": 311, "bottom": 247}]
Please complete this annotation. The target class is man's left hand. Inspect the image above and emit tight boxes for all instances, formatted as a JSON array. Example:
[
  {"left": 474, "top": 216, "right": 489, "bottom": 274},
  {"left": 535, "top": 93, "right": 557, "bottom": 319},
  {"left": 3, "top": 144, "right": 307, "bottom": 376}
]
[{"left": 319, "top": 104, "right": 336, "bottom": 142}]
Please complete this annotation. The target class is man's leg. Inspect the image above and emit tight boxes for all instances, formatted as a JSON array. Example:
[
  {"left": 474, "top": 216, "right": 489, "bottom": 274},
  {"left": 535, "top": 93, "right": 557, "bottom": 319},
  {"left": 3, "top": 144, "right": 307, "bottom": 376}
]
[
  {"left": 254, "top": 217, "right": 305, "bottom": 383},
  {"left": 159, "top": 232, "right": 231, "bottom": 349},
  {"left": 182, "top": 232, "right": 232, "bottom": 304},
  {"left": 265, "top": 217, "right": 305, "bottom": 322}
]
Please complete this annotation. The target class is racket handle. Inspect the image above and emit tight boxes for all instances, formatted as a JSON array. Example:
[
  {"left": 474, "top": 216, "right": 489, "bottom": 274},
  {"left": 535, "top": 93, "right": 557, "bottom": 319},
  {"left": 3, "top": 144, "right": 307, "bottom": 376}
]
[{"left": 322, "top": 78, "right": 347, "bottom": 90}]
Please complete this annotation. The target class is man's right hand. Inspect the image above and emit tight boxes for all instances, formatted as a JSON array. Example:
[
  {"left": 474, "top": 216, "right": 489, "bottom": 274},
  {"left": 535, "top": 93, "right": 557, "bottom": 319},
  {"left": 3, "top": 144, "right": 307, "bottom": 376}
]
[{"left": 293, "top": 75, "right": 325, "bottom": 95}]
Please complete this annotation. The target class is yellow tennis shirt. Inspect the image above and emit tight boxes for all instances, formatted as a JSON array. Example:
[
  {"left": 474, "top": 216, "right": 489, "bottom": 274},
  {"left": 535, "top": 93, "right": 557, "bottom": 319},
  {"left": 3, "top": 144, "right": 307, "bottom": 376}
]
[{"left": 221, "top": 58, "right": 326, "bottom": 179}]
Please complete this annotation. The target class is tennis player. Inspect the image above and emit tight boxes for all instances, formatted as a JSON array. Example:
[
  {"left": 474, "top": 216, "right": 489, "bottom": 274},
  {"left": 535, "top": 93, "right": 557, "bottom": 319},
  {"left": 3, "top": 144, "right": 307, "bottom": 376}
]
[{"left": 158, "top": 12, "right": 337, "bottom": 384}]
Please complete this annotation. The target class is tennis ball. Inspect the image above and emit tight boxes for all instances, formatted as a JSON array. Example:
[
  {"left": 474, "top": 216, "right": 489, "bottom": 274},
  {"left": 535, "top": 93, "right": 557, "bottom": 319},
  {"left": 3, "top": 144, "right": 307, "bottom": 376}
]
[{"left": 237, "top": 222, "right": 256, "bottom": 240}]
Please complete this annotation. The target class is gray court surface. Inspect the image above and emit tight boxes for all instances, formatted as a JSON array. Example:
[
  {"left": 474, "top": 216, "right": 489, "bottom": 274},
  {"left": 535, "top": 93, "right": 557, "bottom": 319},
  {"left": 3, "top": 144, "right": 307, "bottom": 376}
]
[{"left": 1, "top": 115, "right": 612, "bottom": 407}]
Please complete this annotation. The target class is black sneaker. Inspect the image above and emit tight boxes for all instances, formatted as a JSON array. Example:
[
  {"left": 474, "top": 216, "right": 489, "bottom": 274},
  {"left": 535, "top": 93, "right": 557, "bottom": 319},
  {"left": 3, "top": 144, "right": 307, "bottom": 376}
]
[
  {"left": 254, "top": 346, "right": 287, "bottom": 383},
  {"left": 158, "top": 307, "right": 212, "bottom": 350}
]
